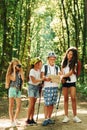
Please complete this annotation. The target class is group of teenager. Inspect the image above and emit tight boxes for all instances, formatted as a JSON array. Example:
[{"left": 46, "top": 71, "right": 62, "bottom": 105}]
[{"left": 5, "top": 47, "right": 82, "bottom": 127}]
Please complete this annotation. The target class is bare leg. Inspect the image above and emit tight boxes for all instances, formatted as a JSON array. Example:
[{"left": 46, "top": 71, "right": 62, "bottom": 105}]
[
  {"left": 44, "top": 105, "right": 54, "bottom": 119},
  {"left": 44, "top": 106, "right": 48, "bottom": 119},
  {"left": 14, "top": 98, "right": 21, "bottom": 120},
  {"left": 48, "top": 105, "right": 54, "bottom": 118},
  {"left": 9, "top": 98, "right": 14, "bottom": 122},
  {"left": 62, "top": 87, "right": 69, "bottom": 116},
  {"left": 27, "top": 97, "right": 37, "bottom": 120},
  {"left": 70, "top": 87, "right": 77, "bottom": 116}
]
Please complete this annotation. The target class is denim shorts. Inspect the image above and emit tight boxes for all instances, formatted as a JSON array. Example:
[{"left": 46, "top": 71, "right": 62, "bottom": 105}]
[
  {"left": 43, "top": 87, "right": 58, "bottom": 106},
  {"left": 28, "top": 84, "right": 39, "bottom": 98},
  {"left": 9, "top": 87, "right": 21, "bottom": 98}
]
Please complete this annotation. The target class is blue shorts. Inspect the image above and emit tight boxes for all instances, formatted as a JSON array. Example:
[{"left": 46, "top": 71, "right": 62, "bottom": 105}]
[
  {"left": 28, "top": 84, "right": 39, "bottom": 98},
  {"left": 9, "top": 87, "right": 21, "bottom": 98},
  {"left": 43, "top": 87, "right": 58, "bottom": 106}
]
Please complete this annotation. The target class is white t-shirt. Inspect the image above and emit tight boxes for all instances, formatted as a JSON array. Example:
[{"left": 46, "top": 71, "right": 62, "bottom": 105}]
[
  {"left": 63, "top": 65, "right": 76, "bottom": 83},
  {"left": 41, "top": 64, "right": 60, "bottom": 88},
  {"left": 28, "top": 69, "right": 41, "bottom": 85}
]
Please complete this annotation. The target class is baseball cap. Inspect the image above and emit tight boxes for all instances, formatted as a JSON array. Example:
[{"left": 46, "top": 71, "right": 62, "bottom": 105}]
[{"left": 47, "top": 52, "right": 56, "bottom": 58}]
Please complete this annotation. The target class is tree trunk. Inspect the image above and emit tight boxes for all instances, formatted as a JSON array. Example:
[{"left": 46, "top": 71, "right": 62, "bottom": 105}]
[
  {"left": 61, "top": 0, "right": 70, "bottom": 48},
  {"left": 0, "top": 0, "right": 12, "bottom": 82},
  {"left": 82, "top": 0, "right": 87, "bottom": 82}
]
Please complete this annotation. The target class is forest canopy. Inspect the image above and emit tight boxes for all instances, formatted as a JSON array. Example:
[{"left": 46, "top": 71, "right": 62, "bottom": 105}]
[{"left": 0, "top": 0, "right": 87, "bottom": 97}]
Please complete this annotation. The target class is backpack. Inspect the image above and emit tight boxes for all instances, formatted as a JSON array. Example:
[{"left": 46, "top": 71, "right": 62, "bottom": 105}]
[
  {"left": 44, "top": 64, "right": 58, "bottom": 76},
  {"left": 39, "top": 65, "right": 59, "bottom": 93},
  {"left": 76, "top": 60, "right": 81, "bottom": 77}
]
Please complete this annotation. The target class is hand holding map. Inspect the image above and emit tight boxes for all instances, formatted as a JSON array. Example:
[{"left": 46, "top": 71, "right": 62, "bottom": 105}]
[{"left": 48, "top": 75, "right": 61, "bottom": 84}]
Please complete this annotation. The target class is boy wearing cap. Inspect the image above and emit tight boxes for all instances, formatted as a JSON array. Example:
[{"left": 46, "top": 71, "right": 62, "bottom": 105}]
[{"left": 41, "top": 52, "right": 60, "bottom": 126}]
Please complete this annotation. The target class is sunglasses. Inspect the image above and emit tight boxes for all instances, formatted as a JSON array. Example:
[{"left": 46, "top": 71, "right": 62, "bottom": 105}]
[{"left": 16, "top": 64, "right": 21, "bottom": 68}]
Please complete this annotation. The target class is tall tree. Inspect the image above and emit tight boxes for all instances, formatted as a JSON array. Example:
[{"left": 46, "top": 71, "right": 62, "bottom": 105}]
[
  {"left": 61, "top": 0, "right": 70, "bottom": 48},
  {"left": 82, "top": 0, "right": 87, "bottom": 81},
  {"left": 0, "top": 1, "right": 12, "bottom": 81}
]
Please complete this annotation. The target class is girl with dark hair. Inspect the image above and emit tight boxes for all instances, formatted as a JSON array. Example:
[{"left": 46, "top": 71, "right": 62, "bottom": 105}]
[
  {"left": 26, "top": 57, "right": 45, "bottom": 125},
  {"left": 61, "top": 47, "right": 81, "bottom": 123}
]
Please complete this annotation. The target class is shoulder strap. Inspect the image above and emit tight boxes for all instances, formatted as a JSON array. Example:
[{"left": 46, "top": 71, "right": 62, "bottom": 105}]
[
  {"left": 44, "top": 64, "right": 48, "bottom": 76},
  {"left": 44, "top": 64, "right": 58, "bottom": 75},
  {"left": 55, "top": 65, "right": 58, "bottom": 74}
]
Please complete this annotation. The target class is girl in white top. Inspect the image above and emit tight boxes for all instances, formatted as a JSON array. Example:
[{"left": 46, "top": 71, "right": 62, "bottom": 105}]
[
  {"left": 26, "top": 57, "right": 45, "bottom": 125},
  {"left": 61, "top": 47, "right": 81, "bottom": 123}
]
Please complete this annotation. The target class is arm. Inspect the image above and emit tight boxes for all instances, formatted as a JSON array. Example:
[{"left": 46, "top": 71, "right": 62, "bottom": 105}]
[
  {"left": 61, "top": 66, "right": 74, "bottom": 78},
  {"left": 41, "top": 72, "right": 51, "bottom": 81},
  {"left": 60, "top": 68, "right": 74, "bottom": 83},
  {"left": 9, "top": 65, "right": 16, "bottom": 81},
  {"left": 30, "top": 76, "right": 44, "bottom": 84},
  {"left": 63, "top": 69, "right": 74, "bottom": 78},
  {"left": 41, "top": 72, "right": 45, "bottom": 78},
  {"left": 5, "top": 76, "right": 10, "bottom": 89}
]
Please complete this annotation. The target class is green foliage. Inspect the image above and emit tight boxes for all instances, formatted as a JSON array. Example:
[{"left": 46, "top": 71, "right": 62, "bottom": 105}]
[
  {"left": 0, "top": 83, "right": 7, "bottom": 97},
  {"left": 77, "top": 81, "right": 87, "bottom": 100},
  {"left": 0, "top": 0, "right": 87, "bottom": 98}
]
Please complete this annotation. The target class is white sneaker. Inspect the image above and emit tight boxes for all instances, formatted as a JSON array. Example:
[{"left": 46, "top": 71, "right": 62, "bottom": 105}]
[
  {"left": 73, "top": 116, "right": 82, "bottom": 123},
  {"left": 11, "top": 121, "right": 16, "bottom": 127},
  {"left": 62, "top": 116, "right": 70, "bottom": 123},
  {"left": 14, "top": 119, "right": 20, "bottom": 125}
]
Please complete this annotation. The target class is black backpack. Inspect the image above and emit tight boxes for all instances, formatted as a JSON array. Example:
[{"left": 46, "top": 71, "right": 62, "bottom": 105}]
[{"left": 44, "top": 64, "right": 58, "bottom": 76}]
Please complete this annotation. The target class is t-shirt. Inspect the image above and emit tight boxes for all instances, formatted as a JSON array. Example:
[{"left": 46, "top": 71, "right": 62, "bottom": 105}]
[
  {"left": 62, "top": 65, "right": 76, "bottom": 83},
  {"left": 28, "top": 69, "right": 41, "bottom": 85},
  {"left": 41, "top": 64, "right": 60, "bottom": 88}
]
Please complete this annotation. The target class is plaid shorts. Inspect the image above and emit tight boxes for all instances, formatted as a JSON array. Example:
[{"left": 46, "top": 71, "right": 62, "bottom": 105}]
[{"left": 43, "top": 87, "right": 58, "bottom": 106}]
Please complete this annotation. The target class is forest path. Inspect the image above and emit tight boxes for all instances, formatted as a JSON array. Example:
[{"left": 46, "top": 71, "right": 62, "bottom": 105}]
[{"left": 0, "top": 94, "right": 87, "bottom": 130}]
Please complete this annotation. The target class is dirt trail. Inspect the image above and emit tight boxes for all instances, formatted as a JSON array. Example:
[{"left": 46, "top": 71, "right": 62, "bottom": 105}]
[{"left": 0, "top": 95, "right": 87, "bottom": 130}]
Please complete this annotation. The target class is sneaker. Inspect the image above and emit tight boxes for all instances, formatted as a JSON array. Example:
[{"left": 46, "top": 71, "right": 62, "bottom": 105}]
[
  {"left": 25, "top": 119, "right": 33, "bottom": 125},
  {"left": 31, "top": 119, "right": 37, "bottom": 125},
  {"left": 62, "top": 116, "right": 70, "bottom": 123},
  {"left": 73, "top": 116, "right": 82, "bottom": 123},
  {"left": 42, "top": 119, "right": 49, "bottom": 126},
  {"left": 48, "top": 119, "right": 55, "bottom": 124},
  {"left": 14, "top": 119, "right": 20, "bottom": 125},
  {"left": 11, "top": 121, "right": 16, "bottom": 127}
]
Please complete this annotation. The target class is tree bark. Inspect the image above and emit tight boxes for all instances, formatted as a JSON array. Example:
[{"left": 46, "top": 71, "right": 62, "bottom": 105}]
[
  {"left": 82, "top": 0, "right": 87, "bottom": 81},
  {"left": 61, "top": 0, "right": 70, "bottom": 48}
]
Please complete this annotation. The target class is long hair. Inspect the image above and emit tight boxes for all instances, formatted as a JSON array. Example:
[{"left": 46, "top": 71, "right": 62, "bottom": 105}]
[
  {"left": 5, "top": 58, "right": 21, "bottom": 88},
  {"left": 61, "top": 47, "right": 78, "bottom": 71}
]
